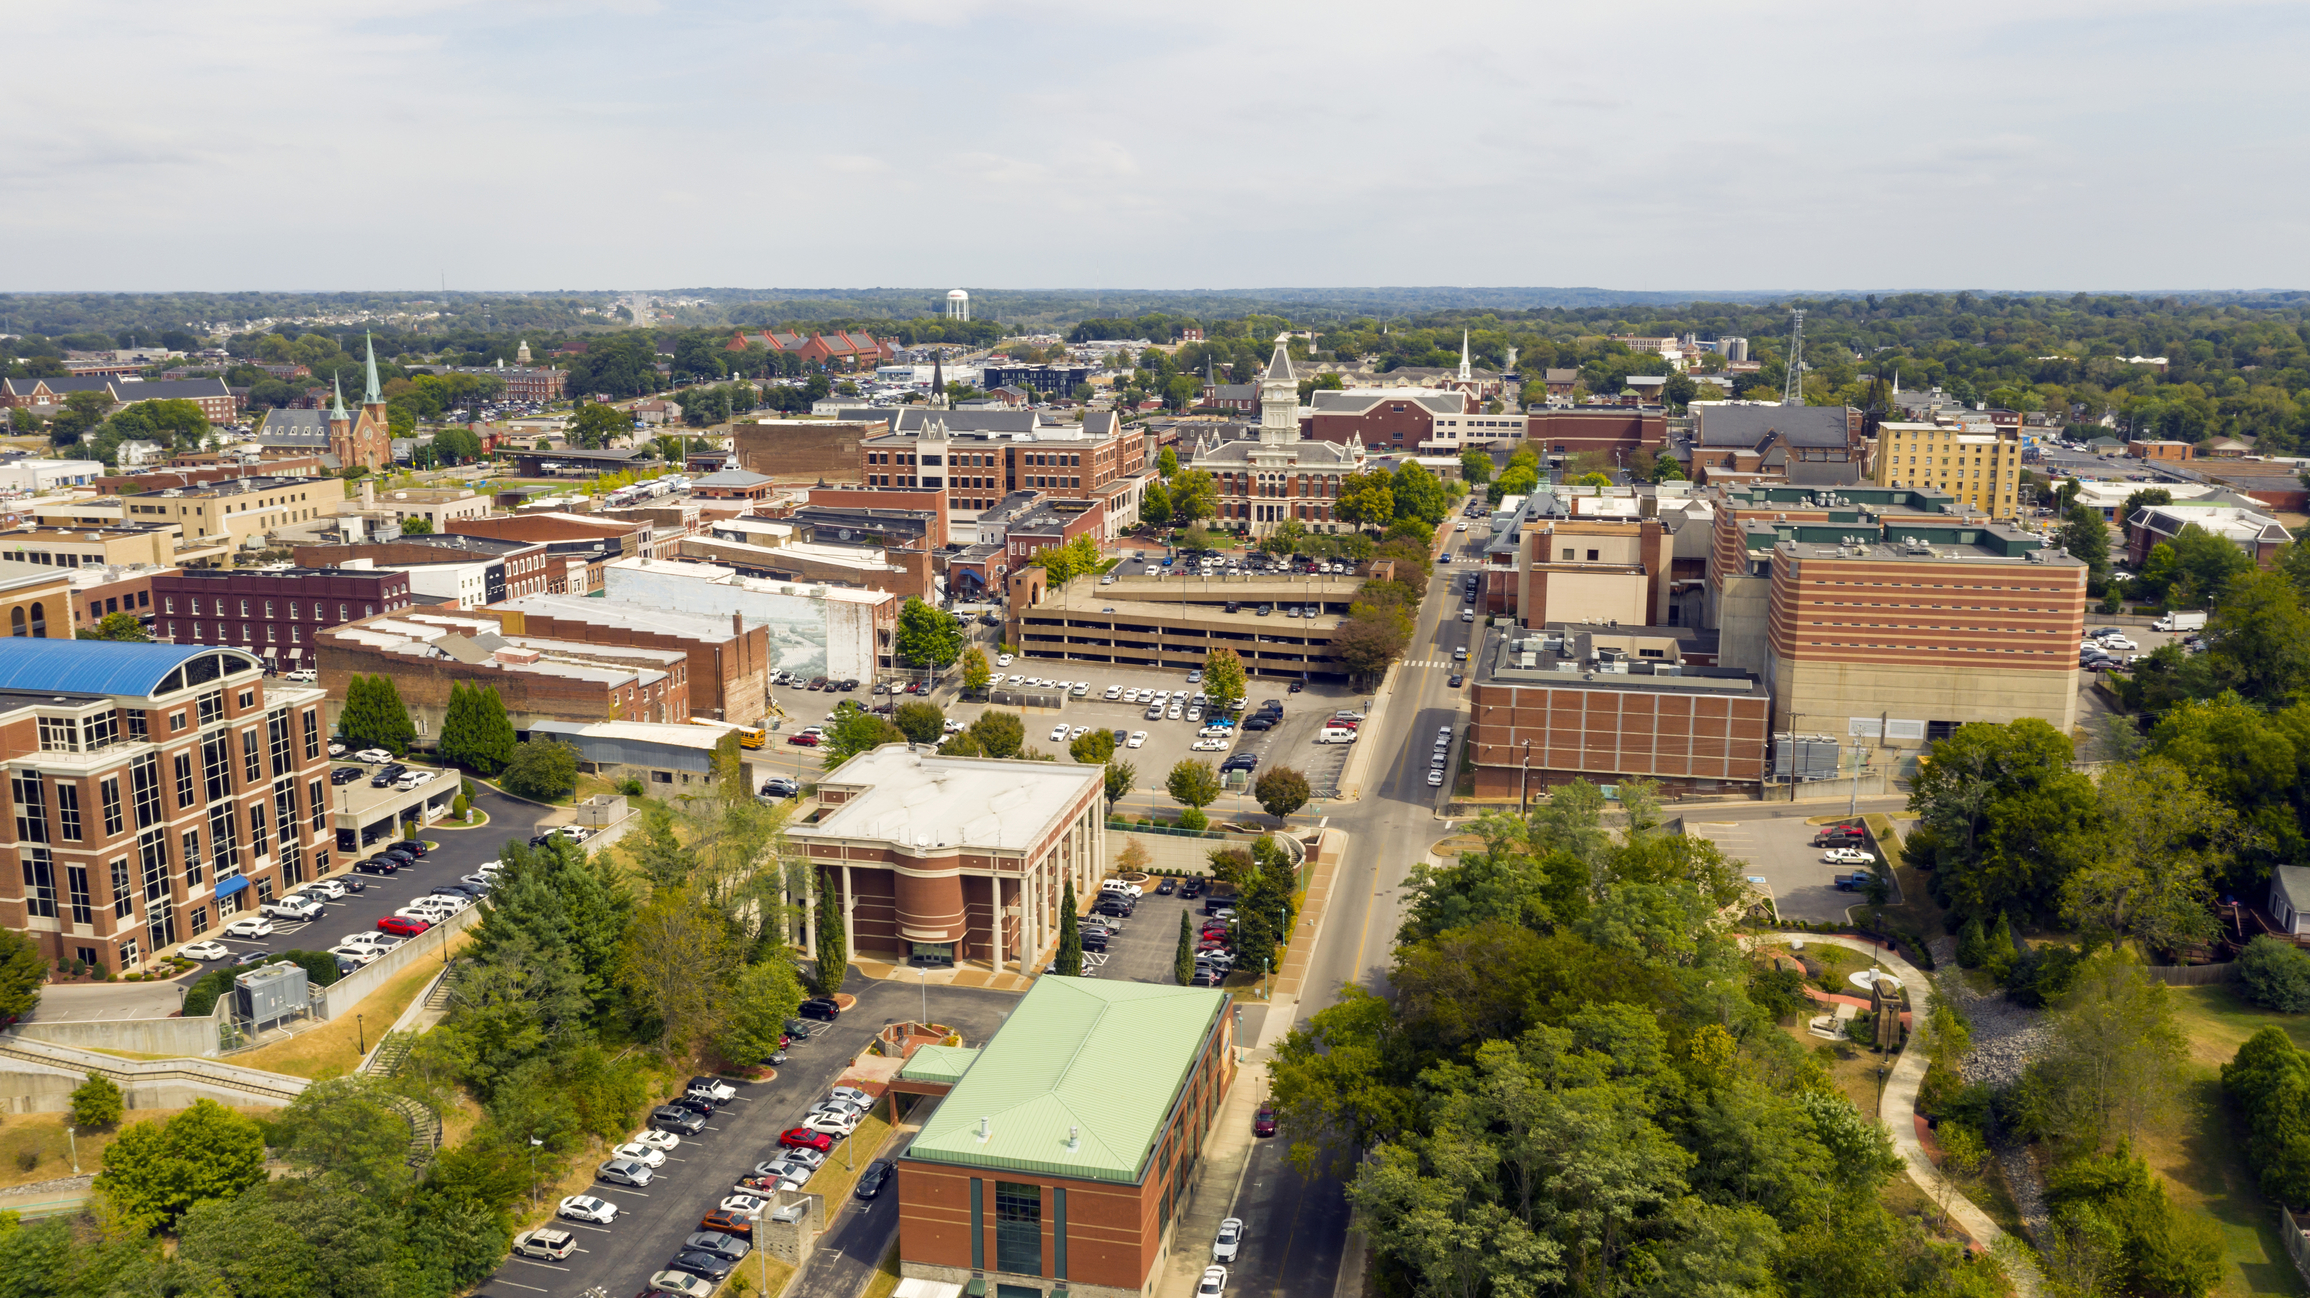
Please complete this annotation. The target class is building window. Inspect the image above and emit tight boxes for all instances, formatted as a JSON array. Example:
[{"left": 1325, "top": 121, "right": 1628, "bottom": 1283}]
[
  {"left": 994, "top": 1183, "right": 1043, "bottom": 1276},
  {"left": 169, "top": 711, "right": 186, "bottom": 733},
  {"left": 99, "top": 776, "right": 123, "bottom": 837},
  {"left": 10, "top": 771, "right": 48, "bottom": 845},
  {"left": 197, "top": 692, "right": 223, "bottom": 726},
  {"left": 970, "top": 1180, "right": 985, "bottom": 1272},
  {"left": 249, "top": 802, "right": 269, "bottom": 859},
  {"left": 182, "top": 827, "right": 202, "bottom": 888},
  {"left": 55, "top": 781, "right": 81, "bottom": 842},
  {"left": 188, "top": 905, "right": 208, "bottom": 936},
  {"left": 116, "top": 938, "right": 138, "bottom": 970},
  {"left": 302, "top": 709, "right": 320, "bottom": 761},
  {"left": 171, "top": 750, "right": 196, "bottom": 809},
  {"left": 110, "top": 857, "right": 134, "bottom": 920},
  {"left": 206, "top": 805, "right": 240, "bottom": 880},
  {"left": 126, "top": 709, "right": 145, "bottom": 740},
  {"left": 22, "top": 847, "right": 56, "bottom": 919},
  {"left": 65, "top": 864, "right": 92, "bottom": 926},
  {"left": 201, "top": 733, "right": 232, "bottom": 802},
  {"left": 268, "top": 710, "right": 293, "bottom": 777}
]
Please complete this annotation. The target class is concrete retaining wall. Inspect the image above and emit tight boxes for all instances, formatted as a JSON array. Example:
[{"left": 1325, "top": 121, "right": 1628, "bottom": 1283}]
[
  {"left": 0, "top": 1036, "right": 306, "bottom": 1112},
  {"left": 316, "top": 903, "right": 479, "bottom": 1020},
  {"left": 12, "top": 995, "right": 230, "bottom": 1058}
]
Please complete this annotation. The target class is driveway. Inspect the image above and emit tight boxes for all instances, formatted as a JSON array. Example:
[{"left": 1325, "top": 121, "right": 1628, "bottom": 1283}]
[{"left": 1686, "top": 815, "right": 1898, "bottom": 923}]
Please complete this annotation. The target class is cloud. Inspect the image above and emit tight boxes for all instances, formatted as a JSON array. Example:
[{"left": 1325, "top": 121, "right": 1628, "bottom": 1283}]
[{"left": 3, "top": 0, "right": 2306, "bottom": 290}]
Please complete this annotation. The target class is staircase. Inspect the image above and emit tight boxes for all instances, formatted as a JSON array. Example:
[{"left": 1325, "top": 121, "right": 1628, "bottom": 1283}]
[
  {"left": 423, "top": 961, "right": 462, "bottom": 1012},
  {"left": 362, "top": 1029, "right": 414, "bottom": 1078},
  {"left": 389, "top": 1092, "right": 442, "bottom": 1168}
]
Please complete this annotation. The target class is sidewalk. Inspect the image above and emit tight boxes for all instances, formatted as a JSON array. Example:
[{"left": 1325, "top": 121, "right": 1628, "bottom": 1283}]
[
  {"left": 1154, "top": 1049, "right": 1273, "bottom": 1298},
  {"left": 850, "top": 958, "right": 1036, "bottom": 994},
  {"left": 1270, "top": 829, "right": 1345, "bottom": 1004}
]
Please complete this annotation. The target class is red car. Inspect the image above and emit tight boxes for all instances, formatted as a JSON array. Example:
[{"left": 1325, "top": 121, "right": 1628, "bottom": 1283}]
[
  {"left": 1252, "top": 1104, "right": 1277, "bottom": 1137},
  {"left": 787, "top": 733, "right": 821, "bottom": 747},
  {"left": 779, "top": 1128, "right": 836, "bottom": 1154},
  {"left": 378, "top": 915, "right": 431, "bottom": 937}
]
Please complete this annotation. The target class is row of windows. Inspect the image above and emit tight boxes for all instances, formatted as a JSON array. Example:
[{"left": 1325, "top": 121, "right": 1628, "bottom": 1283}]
[
  {"left": 168, "top": 621, "right": 310, "bottom": 643},
  {"left": 24, "top": 778, "right": 319, "bottom": 928},
  {"left": 164, "top": 596, "right": 375, "bottom": 621}
]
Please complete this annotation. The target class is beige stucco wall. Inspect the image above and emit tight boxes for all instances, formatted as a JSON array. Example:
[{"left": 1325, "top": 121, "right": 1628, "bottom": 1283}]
[
  {"left": 1768, "top": 654, "right": 2080, "bottom": 741},
  {"left": 1711, "top": 573, "right": 1772, "bottom": 673}
]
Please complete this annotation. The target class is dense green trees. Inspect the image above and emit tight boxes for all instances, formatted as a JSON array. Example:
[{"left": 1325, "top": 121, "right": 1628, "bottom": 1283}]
[
  {"left": 892, "top": 700, "right": 946, "bottom": 745},
  {"left": 961, "top": 646, "right": 992, "bottom": 694},
  {"left": 1202, "top": 647, "right": 1247, "bottom": 712},
  {"left": 1273, "top": 777, "right": 2001, "bottom": 1298},
  {"left": 1027, "top": 534, "right": 1102, "bottom": 583},
  {"left": 499, "top": 738, "right": 578, "bottom": 801},
  {"left": 2237, "top": 936, "right": 2310, "bottom": 1012},
  {"left": 438, "top": 683, "right": 516, "bottom": 775},
  {"left": 823, "top": 705, "right": 906, "bottom": 765},
  {"left": 813, "top": 870, "right": 848, "bottom": 996},
  {"left": 1254, "top": 765, "right": 1311, "bottom": 819},
  {"left": 339, "top": 673, "right": 417, "bottom": 756},
  {"left": 1166, "top": 759, "right": 1221, "bottom": 829},
  {"left": 75, "top": 611, "right": 151, "bottom": 641},
  {"left": 69, "top": 1072, "right": 122, "bottom": 1129},
  {"left": 95, "top": 1099, "right": 268, "bottom": 1232},
  {"left": 894, "top": 597, "right": 962, "bottom": 669}
]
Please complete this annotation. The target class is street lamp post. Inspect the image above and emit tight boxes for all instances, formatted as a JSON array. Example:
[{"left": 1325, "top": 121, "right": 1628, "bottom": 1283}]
[
  {"left": 66, "top": 1126, "right": 77, "bottom": 1175},
  {"left": 355, "top": 1013, "right": 365, "bottom": 1056},
  {"left": 1519, "top": 739, "right": 1533, "bottom": 814},
  {"left": 918, "top": 964, "right": 929, "bottom": 1026}
]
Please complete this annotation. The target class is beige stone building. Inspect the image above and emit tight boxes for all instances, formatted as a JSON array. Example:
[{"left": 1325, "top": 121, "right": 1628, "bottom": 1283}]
[{"left": 1872, "top": 421, "right": 2025, "bottom": 519}]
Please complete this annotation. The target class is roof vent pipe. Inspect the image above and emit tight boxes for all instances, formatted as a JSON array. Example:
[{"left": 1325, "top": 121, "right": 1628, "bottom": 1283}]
[
  {"left": 978, "top": 1117, "right": 990, "bottom": 1141},
  {"left": 1068, "top": 1126, "right": 1080, "bottom": 1150}
]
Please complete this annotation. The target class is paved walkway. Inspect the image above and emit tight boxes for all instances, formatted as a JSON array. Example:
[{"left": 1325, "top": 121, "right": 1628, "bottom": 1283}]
[
  {"left": 1155, "top": 1047, "right": 1273, "bottom": 1298},
  {"left": 850, "top": 958, "right": 1035, "bottom": 994},
  {"left": 1752, "top": 932, "right": 2039, "bottom": 1296}
]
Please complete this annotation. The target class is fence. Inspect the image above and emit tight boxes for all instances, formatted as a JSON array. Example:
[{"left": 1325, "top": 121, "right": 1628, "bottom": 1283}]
[
  {"left": 2281, "top": 1205, "right": 2310, "bottom": 1288},
  {"left": 2144, "top": 962, "right": 2238, "bottom": 986}
]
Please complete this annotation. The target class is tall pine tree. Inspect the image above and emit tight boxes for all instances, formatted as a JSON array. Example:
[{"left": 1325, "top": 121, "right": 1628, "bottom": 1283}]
[
  {"left": 450, "top": 684, "right": 516, "bottom": 774},
  {"left": 340, "top": 674, "right": 417, "bottom": 755},
  {"left": 1175, "top": 909, "right": 1195, "bottom": 985},
  {"left": 1056, "top": 878, "right": 1083, "bottom": 976},
  {"left": 437, "top": 683, "right": 479, "bottom": 770},
  {"left": 813, "top": 870, "right": 848, "bottom": 997}
]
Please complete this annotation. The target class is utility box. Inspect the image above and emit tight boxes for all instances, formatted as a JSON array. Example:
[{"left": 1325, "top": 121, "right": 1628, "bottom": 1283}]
[
  {"left": 235, "top": 962, "right": 308, "bottom": 1032},
  {"left": 1771, "top": 735, "right": 1840, "bottom": 783}
]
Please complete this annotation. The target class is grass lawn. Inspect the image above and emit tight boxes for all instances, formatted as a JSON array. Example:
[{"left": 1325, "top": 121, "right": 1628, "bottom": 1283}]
[
  {"left": 2171, "top": 982, "right": 2310, "bottom": 1066},
  {"left": 0, "top": 1106, "right": 279, "bottom": 1189},
  {"left": 803, "top": 1103, "right": 895, "bottom": 1204},
  {"left": 228, "top": 937, "right": 471, "bottom": 1080},
  {"left": 720, "top": 1253, "right": 795, "bottom": 1298},
  {"left": 859, "top": 1238, "right": 901, "bottom": 1298}
]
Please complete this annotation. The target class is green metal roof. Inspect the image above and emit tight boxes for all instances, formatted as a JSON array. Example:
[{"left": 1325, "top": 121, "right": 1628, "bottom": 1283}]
[
  {"left": 901, "top": 1044, "right": 981, "bottom": 1085},
  {"left": 903, "top": 977, "right": 1227, "bottom": 1184}
]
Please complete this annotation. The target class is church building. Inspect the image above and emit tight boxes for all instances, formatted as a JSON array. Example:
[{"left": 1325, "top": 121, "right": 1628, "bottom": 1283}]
[
  {"left": 254, "top": 335, "right": 394, "bottom": 472},
  {"left": 1187, "top": 337, "right": 1366, "bottom": 534}
]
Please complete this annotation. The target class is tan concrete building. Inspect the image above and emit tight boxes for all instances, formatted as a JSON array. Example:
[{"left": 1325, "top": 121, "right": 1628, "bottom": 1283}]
[
  {"left": 362, "top": 486, "right": 493, "bottom": 531},
  {"left": 0, "top": 560, "right": 70, "bottom": 639},
  {"left": 0, "top": 525, "right": 180, "bottom": 571},
  {"left": 118, "top": 476, "right": 338, "bottom": 547},
  {"left": 1510, "top": 516, "right": 1671, "bottom": 629},
  {"left": 1007, "top": 571, "right": 1367, "bottom": 679},
  {"left": 1872, "top": 421, "right": 2024, "bottom": 519}
]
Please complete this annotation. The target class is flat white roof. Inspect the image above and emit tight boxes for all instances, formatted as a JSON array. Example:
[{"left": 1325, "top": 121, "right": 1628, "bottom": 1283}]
[{"left": 794, "top": 745, "right": 1098, "bottom": 853}]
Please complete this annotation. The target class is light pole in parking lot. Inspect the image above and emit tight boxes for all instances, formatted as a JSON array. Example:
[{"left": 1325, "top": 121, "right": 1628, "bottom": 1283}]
[{"left": 355, "top": 1013, "right": 365, "bottom": 1055}]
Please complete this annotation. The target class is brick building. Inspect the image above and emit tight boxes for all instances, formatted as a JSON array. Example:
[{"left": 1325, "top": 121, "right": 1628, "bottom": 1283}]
[
  {"left": 0, "top": 560, "right": 69, "bottom": 639},
  {"left": 1872, "top": 421, "right": 2024, "bottom": 519},
  {"left": 1466, "top": 629, "right": 1770, "bottom": 799},
  {"left": 1687, "top": 405, "right": 1864, "bottom": 489},
  {"left": 860, "top": 410, "right": 1147, "bottom": 523},
  {"left": 1523, "top": 408, "right": 1668, "bottom": 462},
  {"left": 1004, "top": 501, "right": 1106, "bottom": 571},
  {"left": 0, "top": 642, "right": 335, "bottom": 975},
  {"left": 792, "top": 746, "right": 1107, "bottom": 971},
  {"left": 436, "top": 364, "right": 567, "bottom": 403},
  {"left": 1186, "top": 342, "right": 1367, "bottom": 535},
  {"left": 1300, "top": 388, "right": 1466, "bottom": 452},
  {"left": 116, "top": 475, "right": 337, "bottom": 545},
  {"left": 1508, "top": 515, "right": 1673, "bottom": 628},
  {"left": 315, "top": 610, "right": 690, "bottom": 733},
  {"left": 481, "top": 594, "right": 772, "bottom": 726},
  {"left": 292, "top": 534, "right": 554, "bottom": 604},
  {"left": 91, "top": 460, "right": 330, "bottom": 495},
  {"left": 731, "top": 418, "right": 880, "bottom": 482},
  {"left": 153, "top": 567, "right": 413, "bottom": 667},
  {"left": 897, "top": 978, "right": 1236, "bottom": 1298},
  {"left": 66, "top": 563, "right": 173, "bottom": 635},
  {"left": 0, "top": 377, "right": 236, "bottom": 425}
]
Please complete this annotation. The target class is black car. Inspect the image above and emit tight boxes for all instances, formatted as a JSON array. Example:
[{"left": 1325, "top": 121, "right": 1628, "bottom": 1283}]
[
  {"left": 670, "top": 1094, "right": 715, "bottom": 1117},
  {"left": 1091, "top": 901, "right": 1133, "bottom": 920},
  {"left": 369, "top": 766, "right": 407, "bottom": 788},
  {"left": 1153, "top": 878, "right": 1177, "bottom": 896},
  {"left": 760, "top": 777, "right": 799, "bottom": 799},
  {"left": 330, "top": 767, "right": 364, "bottom": 785},
  {"left": 649, "top": 1105, "right": 707, "bottom": 1134},
  {"left": 1180, "top": 878, "right": 1206, "bottom": 899},
  {"left": 431, "top": 884, "right": 480, "bottom": 900},
  {"left": 1081, "top": 933, "right": 1108, "bottom": 953},
  {"left": 1111, "top": 729, "right": 1129, "bottom": 745},
  {"left": 1220, "top": 754, "right": 1259, "bottom": 773},
  {"left": 393, "top": 840, "right": 428, "bottom": 857},
  {"left": 855, "top": 1159, "right": 894, "bottom": 1200},
  {"left": 684, "top": 1231, "right": 751, "bottom": 1263},
  {"left": 354, "top": 857, "right": 400, "bottom": 876},
  {"left": 668, "top": 1251, "right": 735, "bottom": 1282},
  {"left": 1449, "top": 673, "right": 1465, "bottom": 688},
  {"left": 381, "top": 844, "right": 422, "bottom": 862},
  {"left": 782, "top": 1018, "right": 818, "bottom": 1040},
  {"left": 798, "top": 997, "right": 841, "bottom": 1022},
  {"left": 1288, "top": 680, "right": 1304, "bottom": 693},
  {"left": 525, "top": 834, "right": 552, "bottom": 848}
]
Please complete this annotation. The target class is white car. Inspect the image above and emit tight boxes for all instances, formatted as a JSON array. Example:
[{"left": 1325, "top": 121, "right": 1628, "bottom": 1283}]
[
  {"left": 2100, "top": 635, "right": 2139, "bottom": 652},
  {"left": 551, "top": 826, "right": 592, "bottom": 842},
  {"left": 612, "top": 1141, "right": 667, "bottom": 1168},
  {"left": 1070, "top": 726, "right": 1090, "bottom": 739},
  {"left": 1104, "top": 686, "right": 1124, "bottom": 700},
  {"left": 1192, "top": 738, "right": 1227, "bottom": 751},
  {"left": 394, "top": 771, "right": 433, "bottom": 791},
  {"left": 997, "top": 653, "right": 1014, "bottom": 666},
  {"left": 1426, "top": 769, "right": 1445, "bottom": 787},
  {"left": 558, "top": 1194, "right": 620, "bottom": 1224},
  {"left": 340, "top": 932, "right": 399, "bottom": 952},
  {"left": 722, "top": 1193, "right": 770, "bottom": 1215},
  {"left": 689, "top": 1077, "right": 740, "bottom": 1102},
  {"left": 326, "top": 742, "right": 348, "bottom": 758},
  {"left": 943, "top": 719, "right": 966, "bottom": 734},
  {"left": 1049, "top": 724, "right": 1070, "bottom": 743},
  {"left": 180, "top": 940, "right": 230, "bottom": 961},
  {"left": 261, "top": 896, "right": 324, "bottom": 922},
  {"left": 1213, "top": 1217, "right": 1245, "bottom": 1263},
  {"left": 353, "top": 748, "right": 393, "bottom": 764},
  {"left": 1127, "top": 731, "right": 1148, "bottom": 748},
  {"left": 1199, "top": 1266, "right": 1229, "bottom": 1298},
  {"left": 1167, "top": 705, "right": 1184, "bottom": 720},
  {"left": 301, "top": 880, "right": 347, "bottom": 901},
  {"left": 800, "top": 1111, "right": 859, "bottom": 1137},
  {"left": 630, "top": 1128, "right": 682, "bottom": 1152},
  {"left": 221, "top": 916, "right": 273, "bottom": 938},
  {"left": 1822, "top": 847, "right": 1876, "bottom": 866},
  {"left": 396, "top": 906, "right": 452, "bottom": 922},
  {"left": 828, "top": 1086, "right": 873, "bottom": 1106}
]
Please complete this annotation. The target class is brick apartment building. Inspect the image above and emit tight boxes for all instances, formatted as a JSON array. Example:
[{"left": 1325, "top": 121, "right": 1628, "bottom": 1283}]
[
  {"left": 859, "top": 410, "right": 1146, "bottom": 519},
  {"left": 1301, "top": 388, "right": 1468, "bottom": 452},
  {"left": 0, "top": 377, "right": 237, "bottom": 424},
  {"left": 1524, "top": 408, "right": 1668, "bottom": 462},
  {"left": 0, "top": 642, "right": 335, "bottom": 976},
  {"left": 90, "top": 460, "right": 330, "bottom": 496},
  {"left": 437, "top": 365, "right": 567, "bottom": 402},
  {"left": 152, "top": 567, "right": 414, "bottom": 666},
  {"left": 292, "top": 534, "right": 554, "bottom": 604}
]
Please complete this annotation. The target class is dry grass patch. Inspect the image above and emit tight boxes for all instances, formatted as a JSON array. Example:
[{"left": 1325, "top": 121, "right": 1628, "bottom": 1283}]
[
  {"left": 718, "top": 1254, "right": 796, "bottom": 1298},
  {"left": 802, "top": 1103, "right": 895, "bottom": 1204},
  {"left": 228, "top": 939, "right": 470, "bottom": 1080},
  {"left": 0, "top": 1106, "right": 278, "bottom": 1189},
  {"left": 860, "top": 1238, "right": 902, "bottom": 1298}
]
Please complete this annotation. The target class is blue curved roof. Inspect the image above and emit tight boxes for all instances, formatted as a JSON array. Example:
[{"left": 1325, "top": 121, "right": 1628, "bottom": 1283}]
[{"left": 0, "top": 640, "right": 260, "bottom": 699}]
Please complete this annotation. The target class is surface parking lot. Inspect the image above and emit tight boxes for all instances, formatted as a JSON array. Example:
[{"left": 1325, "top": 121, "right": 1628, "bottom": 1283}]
[
  {"left": 942, "top": 658, "right": 1371, "bottom": 805},
  {"left": 1685, "top": 816, "right": 1903, "bottom": 924}
]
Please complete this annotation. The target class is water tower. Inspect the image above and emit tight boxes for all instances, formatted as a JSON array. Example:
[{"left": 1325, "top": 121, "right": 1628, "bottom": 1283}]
[{"left": 945, "top": 289, "right": 970, "bottom": 322}]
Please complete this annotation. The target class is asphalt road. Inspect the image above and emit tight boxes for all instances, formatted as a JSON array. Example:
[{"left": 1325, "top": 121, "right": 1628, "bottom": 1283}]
[
  {"left": 174, "top": 781, "right": 547, "bottom": 984},
  {"left": 474, "top": 979, "right": 1024, "bottom": 1298}
]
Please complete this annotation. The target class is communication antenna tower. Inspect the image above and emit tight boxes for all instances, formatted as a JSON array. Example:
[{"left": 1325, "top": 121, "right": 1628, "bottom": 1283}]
[{"left": 1781, "top": 309, "right": 1806, "bottom": 407}]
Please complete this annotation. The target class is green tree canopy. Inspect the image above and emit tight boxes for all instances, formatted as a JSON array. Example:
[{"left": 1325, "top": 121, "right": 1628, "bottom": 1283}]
[
  {"left": 499, "top": 738, "right": 578, "bottom": 801},
  {"left": 894, "top": 597, "right": 963, "bottom": 669}
]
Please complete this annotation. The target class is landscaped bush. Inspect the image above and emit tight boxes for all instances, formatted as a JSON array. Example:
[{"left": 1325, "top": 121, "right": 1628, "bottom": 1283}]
[{"left": 2238, "top": 935, "right": 2310, "bottom": 1013}]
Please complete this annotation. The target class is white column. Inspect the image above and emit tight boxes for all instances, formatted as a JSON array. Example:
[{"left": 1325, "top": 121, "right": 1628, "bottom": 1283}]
[{"left": 842, "top": 864, "right": 857, "bottom": 964}]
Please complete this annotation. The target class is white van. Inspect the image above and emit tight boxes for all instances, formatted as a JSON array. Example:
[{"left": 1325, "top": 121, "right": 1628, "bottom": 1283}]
[{"left": 1318, "top": 726, "right": 1358, "bottom": 744}]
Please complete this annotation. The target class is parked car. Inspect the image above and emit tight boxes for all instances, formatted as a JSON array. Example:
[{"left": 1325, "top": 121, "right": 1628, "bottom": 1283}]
[
  {"left": 667, "top": 1250, "right": 736, "bottom": 1282},
  {"left": 650, "top": 1105, "right": 708, "bottom": 1135},
  {"left": 353, "top": 857, "right": 400, "bottom": 876},
  {"left": 511, "top": 1229, "right": 578, "bottom": 1261},
  {"left": 855, "top": 1158, "right": 894, "bottom": 1199},
  {"left": 683, "top": 1231, "right": 752, "bottom": 1263},
  {"left": 1822, "top": 846, "right": 1875, "bottom": 866},
  {"left": 670, "top": 1094, "right": 715, "bottom": 1117},
  {"left": 330, "top": 766, "right": 364, "bottom": 785},
  {"left": 646, "top": 1272, "right": 716, "bottom": 1298},
  {"left": 687, "top": 1075, "right": 739, "bottom": 1102},
  {"left": 377, "top": 915, "right": 430, "bottom": 937},
  {"left": 701, "top": 1209, "right": 756, "bottom": 1237},
  {"left": 261, "top": 896, "right": 324, "bottom": 922},
  {"left": 798, "top": 997, "right": 841, "bottom": 1021},
  {"left": 597, "top": 1157, "right": 654, "bottom": 1187},
  {"left": 220, "top": 916, "right": 273, "bottom": 938},
  {"left": 1154, "top": 878, "right": 1177, "bottom": 896},
  {"left": 1252, "top": 1104, "right": 1277, "bottom": 1137},
  {"left": 630, "top": 1128, "right": 682, "bottom": 1152},
  {"left": 800, "top": 1110, "right": 858, "bottom": 1137},
  {"left": 1213, "top": 1217, "right": 1245, "bottom": 1263},
  {"left": 353, "top": 748, "right": 393, "bottom": 764},
  {"left": 613, "top": 1141, "right": 668, "bottom": 1168},
  {"left": 557, "top": 1194, "right": 619, "bottom": 1224},
  {"left": 180, "top": 940, "right": 230, "bottom": 961},
  {"left": 780, "top": 1128, "right": 836, "bottom": 1153},
  {"left": 1198, "top": 1266, "right": 1230, "bottom": 1298},
  {"left": 787, "top": 733, "right": 821, "bottom": 746}
]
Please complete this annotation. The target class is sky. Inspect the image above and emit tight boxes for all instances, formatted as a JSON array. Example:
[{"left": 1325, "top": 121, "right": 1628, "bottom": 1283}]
[{"left": 6, "top": 0, "right": 2306, "bottom": 294}]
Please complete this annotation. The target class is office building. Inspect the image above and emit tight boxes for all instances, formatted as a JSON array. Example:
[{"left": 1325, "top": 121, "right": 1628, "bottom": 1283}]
[
  {"left": 0, "top": 642, "right": 334, "bottom": 975},
  {"left": 896, "top": 978, "right": 1236, "bottom": 1298},
  {"left": 1872, "top": 420, "right": 2024, "bottom": 519},
  {"left": 152, "top": 567, "right": 413, "bottom": 665},
  {"left": 315, "top": 610, "right": 690, "bottom": 733}
]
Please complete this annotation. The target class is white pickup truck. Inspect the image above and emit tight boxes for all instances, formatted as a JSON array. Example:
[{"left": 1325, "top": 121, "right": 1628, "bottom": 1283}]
[{"left": 260, "top": 895, "right": 325, "bottom": 923}]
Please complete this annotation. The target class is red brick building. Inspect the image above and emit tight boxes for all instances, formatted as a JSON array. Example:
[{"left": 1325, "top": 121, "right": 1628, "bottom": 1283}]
[{"left": 153, "top": 568, "right": 413, "bottom": 668}]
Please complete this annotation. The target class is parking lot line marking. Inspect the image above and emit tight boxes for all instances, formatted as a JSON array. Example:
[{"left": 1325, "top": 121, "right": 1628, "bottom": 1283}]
[
  {"left": 511, "top": 1260, "right": 571, "bottom": 1272},
  {"left": 486, "top": 1282, "right": 550, "bottom": 1294},
  {"left": 600, "top": 1187, "right": 650, "bottom": 1197}
]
